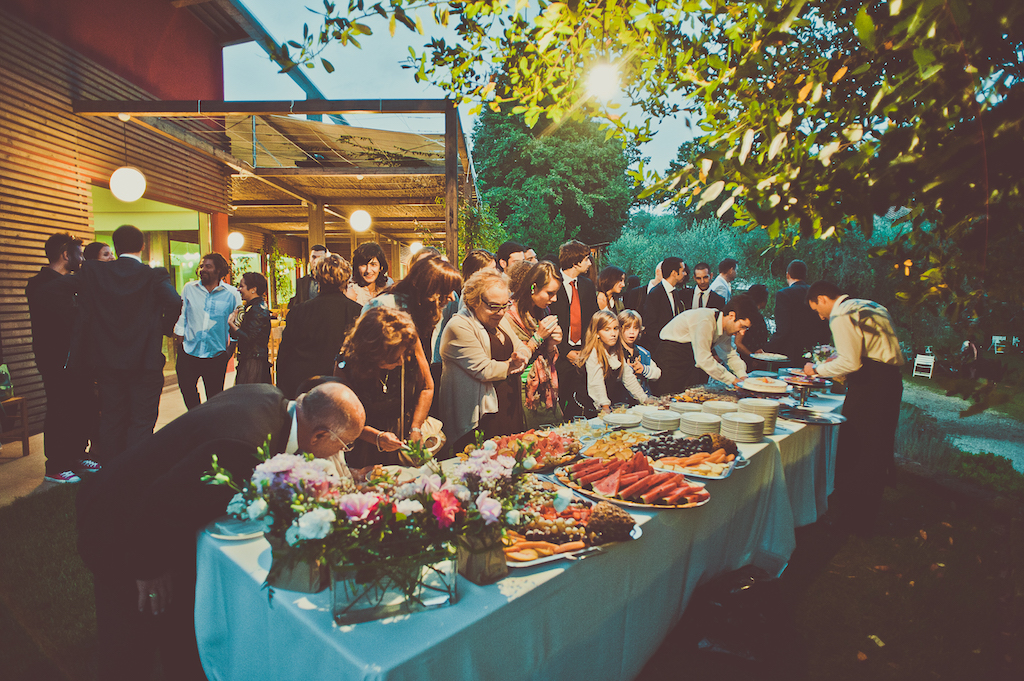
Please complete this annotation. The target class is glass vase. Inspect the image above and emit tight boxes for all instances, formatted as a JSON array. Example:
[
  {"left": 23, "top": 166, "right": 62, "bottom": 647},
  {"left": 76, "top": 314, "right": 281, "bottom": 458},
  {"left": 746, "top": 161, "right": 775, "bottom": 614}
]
[
  {"left": 264, "top": 534, "right": 327, "bottom": 593},
  {"left": 329, "top": 546, "right": 458, "bottom": 624}
]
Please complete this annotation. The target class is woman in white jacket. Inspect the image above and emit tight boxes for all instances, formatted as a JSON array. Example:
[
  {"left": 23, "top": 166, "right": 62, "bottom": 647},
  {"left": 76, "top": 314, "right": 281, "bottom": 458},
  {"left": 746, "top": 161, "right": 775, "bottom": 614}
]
[{"left": 439, "top": 270, "right": 530, "bottom": 453}]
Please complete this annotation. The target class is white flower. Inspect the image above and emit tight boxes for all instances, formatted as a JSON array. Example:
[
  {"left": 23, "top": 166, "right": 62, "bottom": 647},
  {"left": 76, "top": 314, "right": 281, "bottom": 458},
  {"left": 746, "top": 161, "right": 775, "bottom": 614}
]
[
  {"left": 522, "top": 456, "right": 537, "bottom": 471},
  {"left": 285, "top": 525, "right": 301, "bottom": 546},
  {"left": 482, "top": 440, "right": 497, "bottom": 451},
  {"left": 296, "top": 507, "right": 336, "bottom": 540},
  {"left": 449, "top": 483, "right": 471, "bottom": 502},
  {"left": 495, "top": 455, "right": 516, "bottom": 470},
  {"left": 395, "top": 499, "right": 424, "bottom": 515},
  {"left": 394, "top": 482, "right": 419, "bottom": 499},
  {"left": 247, "top": 498, "right": 269, "bottom": 521},
  {"left": 226, "top": 493, "right": 247, "bottom": 516},
  {"left": 553, "top": 488, "right": 573, "bottom": 514},
  {"left": 506, "top": 509, "right": 522, "bottom": 525},
  {"left": 415, "top": 473, "right": 444, "bottom": 495},
  {"left": 261, "top": 515, "right": 275, "bottom": 532}
]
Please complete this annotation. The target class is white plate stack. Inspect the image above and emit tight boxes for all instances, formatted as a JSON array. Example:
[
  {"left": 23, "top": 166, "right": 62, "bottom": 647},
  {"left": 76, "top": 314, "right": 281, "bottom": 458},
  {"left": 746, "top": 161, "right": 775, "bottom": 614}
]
[
  {"left": 702, "top": 400, "right": 739, "bottom": 417},
  {"left": 679, "top": 412, "right": 721, "bottom": 436},
  {"left": 641, "top": 411, "right": 680, "bottom": 432},
  {"left": 601, "top": 412, "right": 642, "bottom": 429},
  {"left": 737, "top": 398, "right": 780, "bottom": 434},
  {"left": 668, "top": 402, "right": 704, "bottom": 414},
  {"left": 720, "top": 412, "right": 765, "bottom": 443}
]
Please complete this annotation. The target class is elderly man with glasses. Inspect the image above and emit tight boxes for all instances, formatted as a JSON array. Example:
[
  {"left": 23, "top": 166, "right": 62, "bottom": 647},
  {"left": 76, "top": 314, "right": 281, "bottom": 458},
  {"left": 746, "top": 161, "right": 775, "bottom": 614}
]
[{"left": 77, "top": 381, "right": 365, "bottom": 681}]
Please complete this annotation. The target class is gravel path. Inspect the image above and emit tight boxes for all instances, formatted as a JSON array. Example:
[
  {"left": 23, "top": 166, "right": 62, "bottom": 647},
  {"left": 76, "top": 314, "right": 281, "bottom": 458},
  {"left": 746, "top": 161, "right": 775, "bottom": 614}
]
[{"left": 901, "top": 382, "right": 1024, "bottom": 471}]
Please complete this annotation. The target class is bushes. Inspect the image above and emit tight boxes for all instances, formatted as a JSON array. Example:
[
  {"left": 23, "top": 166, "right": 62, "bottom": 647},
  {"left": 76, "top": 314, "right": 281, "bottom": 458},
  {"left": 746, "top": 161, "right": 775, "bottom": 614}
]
[{"left": 951, "top": 452, "right": 1024, "bottom": 501}]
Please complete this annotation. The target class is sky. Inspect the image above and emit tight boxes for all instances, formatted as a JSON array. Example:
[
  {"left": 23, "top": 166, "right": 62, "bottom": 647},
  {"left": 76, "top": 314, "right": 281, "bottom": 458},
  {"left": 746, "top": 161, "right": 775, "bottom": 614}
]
[{"left": 222, "top": 0, "right": 693, "bottom": 176}]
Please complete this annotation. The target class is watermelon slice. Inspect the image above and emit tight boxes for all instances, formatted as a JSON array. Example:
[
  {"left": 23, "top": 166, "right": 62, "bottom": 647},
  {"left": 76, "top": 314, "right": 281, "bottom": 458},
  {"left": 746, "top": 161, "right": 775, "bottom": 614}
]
[
  {"left": 592, "top": 470, "right": 620, "bottom": 497},
  {"left": 619, "top": 472, "right": 672, "bottom": 500},
  {"left": 663, "top": 484, "right": 703, "bottom": 505},
  {"left": 641, "top": 479, "right": 683, "bottom": 504},
  {"left": 578, "top": 467, "right": 612, "bottom": 486},
  {"left": 616, "top": 472, "right": 645, "bottom": 492},
  {"left": 571, "top": 459, "right": 604, "bottom": 475}
]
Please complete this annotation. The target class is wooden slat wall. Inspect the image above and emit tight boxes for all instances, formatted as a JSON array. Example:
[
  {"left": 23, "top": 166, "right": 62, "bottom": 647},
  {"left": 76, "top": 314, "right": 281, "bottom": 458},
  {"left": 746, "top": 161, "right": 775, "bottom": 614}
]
[{"left": 0, "top": 10, "right": 231, "bottom": 432}]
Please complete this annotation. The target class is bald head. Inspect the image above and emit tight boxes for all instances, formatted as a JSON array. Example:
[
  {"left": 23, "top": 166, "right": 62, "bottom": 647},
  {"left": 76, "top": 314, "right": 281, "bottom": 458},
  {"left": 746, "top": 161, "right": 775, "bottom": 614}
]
[{"left": 295, "top": 382, "right": 366, "bottom": 459}]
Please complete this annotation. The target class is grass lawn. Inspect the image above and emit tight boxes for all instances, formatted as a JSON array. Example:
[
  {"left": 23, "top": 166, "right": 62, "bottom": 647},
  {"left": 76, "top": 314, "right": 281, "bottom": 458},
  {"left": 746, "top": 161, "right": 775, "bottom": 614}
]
[
  {"left": 3, "top": 476, "right": 1022, "bottom": 681},
  {"left": 904, "top": 351, "right": 1024, "bottom": 424}
]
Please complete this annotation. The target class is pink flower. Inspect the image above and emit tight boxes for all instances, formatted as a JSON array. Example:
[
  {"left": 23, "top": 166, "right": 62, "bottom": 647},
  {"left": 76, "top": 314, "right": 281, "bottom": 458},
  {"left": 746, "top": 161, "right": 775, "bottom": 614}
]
[
  {"left": 476, "top": 491, "right": 502, "bottom": 525},
  {"left": 338, "top": 492, "right": 381, "bottom": 521},
  {"left": 432, "top": 489, "right": 461, "bottom": 529}
]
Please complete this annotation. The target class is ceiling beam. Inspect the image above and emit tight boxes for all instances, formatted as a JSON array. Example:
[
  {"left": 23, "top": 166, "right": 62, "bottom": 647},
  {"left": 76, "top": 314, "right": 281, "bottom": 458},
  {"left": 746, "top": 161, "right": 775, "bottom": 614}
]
[
  {"left": 251, "top": 166, "right": 444, "bottom": 177},
  {"left": 230, "top": 216, "right": 443, "bottom": 225},
  {"left": 74, "top": 99, "right": 450, "bottom": 117}
]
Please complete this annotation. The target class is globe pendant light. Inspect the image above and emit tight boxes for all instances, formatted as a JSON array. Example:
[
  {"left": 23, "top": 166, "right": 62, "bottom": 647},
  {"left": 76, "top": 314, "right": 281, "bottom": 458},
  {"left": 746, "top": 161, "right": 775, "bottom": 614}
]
[{"left": 110, "top": 114, "right": 147, "bottom": 202}]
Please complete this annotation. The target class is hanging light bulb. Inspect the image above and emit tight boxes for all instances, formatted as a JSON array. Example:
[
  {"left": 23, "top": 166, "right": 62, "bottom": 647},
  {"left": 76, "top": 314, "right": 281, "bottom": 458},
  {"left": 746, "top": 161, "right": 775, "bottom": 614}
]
[
  {"left": 408, "top": 241, "right": 424, "bottom": 255},
  {"left": 227, "top": 231, "right": 245, "bottom": 250},
  {"left": 110, "top": 166, "right": 147, "bottom": 202},
  {"left": 110, "top": 115, "right": 146, "bottom": 202},
  {"left": 350, "top": 209, "right": 372, "bottom": 232}
]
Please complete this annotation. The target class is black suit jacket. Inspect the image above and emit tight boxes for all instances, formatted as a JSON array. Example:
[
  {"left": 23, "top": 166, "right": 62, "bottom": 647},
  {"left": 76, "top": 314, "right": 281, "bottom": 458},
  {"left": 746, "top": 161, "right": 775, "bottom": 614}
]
[
  {"left": 288, "top": 274, "right": 317, "bottom": 308},
  {"left": 73, "top": 257, "right": 181, "bottom": 374},
  {"left": 766, "top": 281, "right": 830, "bottom": 361},
  {"left": 76, "top": 384, "right": 292, "bottom": 577},
  {"left": 275, "top": 290, "right": 362, "bottom": 398},
  {"left": 550, "top": 274, "right": 599, "bottom": 362},
  {"left": 624, "top": 284, "right": 648, "bottom": 313},
  {"left": 642, "top": 283, "right": 684, "bottom": 353},
  {"left": 26, "top": 267, "right": 76, "bottom": 373},
  {"left": 683, "top": 286, "right": 726, "bottom": 312}
]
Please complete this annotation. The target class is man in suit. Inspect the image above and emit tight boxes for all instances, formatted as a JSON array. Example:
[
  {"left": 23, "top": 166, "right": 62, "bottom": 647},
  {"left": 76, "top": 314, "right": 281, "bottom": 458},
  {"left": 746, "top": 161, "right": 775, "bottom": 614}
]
[
  {"left": 289, "top": 244, "right": 328, "bottom": 308},
  {"left": 683, "top": 262, "right": 726, "bottom": 312},
  {"left": 26, "top": 232, "right": 100, "bottom": 483},
  {"left": 73, "top": 225, "right": 182, "bottom": 463},
  {"left": 641, "top": 256, "right": 688, "bottom": 356},
  {"left": 77, "top": 381, "right": 365, "bottom": 680},
  {"left": 624, "top": 260, "right": 662, "bottom": 312},
  {"left": 495, "top": 240, "right": 525, "bottom": 273},
  {"left": 765, "top": 259, "right": 831, "bottom": 364},
  {"left": 549, "top": 240, "right": 598, "bottom": 416}
]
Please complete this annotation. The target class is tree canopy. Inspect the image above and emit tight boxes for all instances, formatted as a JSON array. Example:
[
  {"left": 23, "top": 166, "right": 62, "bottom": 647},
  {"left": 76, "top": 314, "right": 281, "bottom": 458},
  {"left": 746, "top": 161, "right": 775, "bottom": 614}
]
[{"left": 470, "top": 108, "right": 634, "bottom": 255}]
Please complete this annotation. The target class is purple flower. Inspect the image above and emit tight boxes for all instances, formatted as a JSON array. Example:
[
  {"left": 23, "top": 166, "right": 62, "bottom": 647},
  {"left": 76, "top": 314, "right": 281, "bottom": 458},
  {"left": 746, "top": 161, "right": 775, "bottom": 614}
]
[{"left": 476, "top": 491, "right": 502, "bottom": 525}]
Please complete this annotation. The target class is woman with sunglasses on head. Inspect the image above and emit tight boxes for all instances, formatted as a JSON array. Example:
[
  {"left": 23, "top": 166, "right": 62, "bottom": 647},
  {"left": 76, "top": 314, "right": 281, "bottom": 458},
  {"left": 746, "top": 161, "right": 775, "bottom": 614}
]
[
  {"left": 333, "top": 306, "right": 431, "bottom": 469},
  {"left": 439, "top": 269, "right": 530, "bottom": 453}
]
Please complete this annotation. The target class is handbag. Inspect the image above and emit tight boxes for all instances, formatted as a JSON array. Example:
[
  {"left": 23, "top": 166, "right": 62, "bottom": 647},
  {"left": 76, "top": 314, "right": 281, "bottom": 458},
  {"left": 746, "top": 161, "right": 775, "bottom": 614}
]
[{"left": 396, "top": 362, "right": 446, "bottom": 466}]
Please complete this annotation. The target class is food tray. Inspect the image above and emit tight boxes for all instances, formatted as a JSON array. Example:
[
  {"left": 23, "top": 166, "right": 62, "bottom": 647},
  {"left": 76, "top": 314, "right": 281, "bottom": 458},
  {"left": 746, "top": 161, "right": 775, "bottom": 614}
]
[
  {"left": 507, "top": 524, "right": 642, "bottom": 568},
  {"left": 651, "top": 452, "right": 748, "bottom": 480},
  {"left": 750, "top": 352, "right": 789, "bottom": 362},
  {"left": 778, "top": 407, "right": 847, "bottom": 425},
  {"left": 553, "top": 468, "right": 710, "bottom": 510}
]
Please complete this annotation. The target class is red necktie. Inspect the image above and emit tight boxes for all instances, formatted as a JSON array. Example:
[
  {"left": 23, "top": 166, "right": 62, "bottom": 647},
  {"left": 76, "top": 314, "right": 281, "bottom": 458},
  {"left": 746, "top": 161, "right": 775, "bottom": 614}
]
[{"left": 570, "top": 280, "right": 582, "bottom": 343}]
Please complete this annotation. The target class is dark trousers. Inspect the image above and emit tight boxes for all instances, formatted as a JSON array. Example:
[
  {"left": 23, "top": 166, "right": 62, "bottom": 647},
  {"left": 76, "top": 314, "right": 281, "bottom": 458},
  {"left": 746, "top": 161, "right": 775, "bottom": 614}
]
[
  {"left": 39, "top": 367, "right": 95, "bottom": 474},
  {"left": 555, "top": 354, "right": 588, "bottom": 419},
  {"left": 653, "top": 341, "right": 707, "bottom": 396},
  {"left": 92, "top": 559, "right": 205, "bottom": 681},
  {"left": 176, "top": 351, "right": 230, "bottom": 410},
  {"left": 96, "top": 369, "right": 164, "bottom": 463},
  {"left": 832, "top": 360, "right": 903, "bottom": 532}
]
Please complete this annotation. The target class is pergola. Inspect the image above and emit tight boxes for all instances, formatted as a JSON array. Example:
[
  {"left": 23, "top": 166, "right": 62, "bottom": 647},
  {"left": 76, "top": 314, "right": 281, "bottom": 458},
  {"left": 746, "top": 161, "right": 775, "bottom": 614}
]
[{"left": 72, "top": 99, "right": 479, "bottom": 259}]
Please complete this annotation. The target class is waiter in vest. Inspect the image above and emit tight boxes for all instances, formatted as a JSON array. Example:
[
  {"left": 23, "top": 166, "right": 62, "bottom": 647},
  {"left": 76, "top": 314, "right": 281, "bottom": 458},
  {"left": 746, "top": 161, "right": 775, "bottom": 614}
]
[
  {"left": 804, "top": 280, "right": 905, "bottom": 535},
  {"left": 654, "top": 294, "right": 758, "bottom": 395}
]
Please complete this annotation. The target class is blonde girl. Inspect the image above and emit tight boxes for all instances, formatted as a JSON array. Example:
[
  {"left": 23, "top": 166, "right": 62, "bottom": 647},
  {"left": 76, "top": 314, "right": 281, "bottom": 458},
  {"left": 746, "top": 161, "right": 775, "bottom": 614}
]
[
  {"left": 577, "top": 310, "right": 651, "bottom": 413},
  {"left": 617, "top": 310, "right": 661, "bottom": 397}
]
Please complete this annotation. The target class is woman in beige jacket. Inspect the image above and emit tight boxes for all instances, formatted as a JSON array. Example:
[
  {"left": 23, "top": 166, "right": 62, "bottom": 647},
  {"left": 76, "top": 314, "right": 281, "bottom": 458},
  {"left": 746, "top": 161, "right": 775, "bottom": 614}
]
[{"left": 440, "top": 270, "right": 530, "bottom": 453}]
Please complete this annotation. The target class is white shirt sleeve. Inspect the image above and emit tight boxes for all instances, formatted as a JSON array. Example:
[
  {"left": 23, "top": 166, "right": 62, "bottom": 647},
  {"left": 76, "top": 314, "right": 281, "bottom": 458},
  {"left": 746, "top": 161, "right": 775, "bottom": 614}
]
[
  {"left": 693, "top": 316, "right": 740, "bottom": 384},
  {"left": 815, "top": 310, "right": 863, "bottom": 377},
  {"left": 620, "top": 358, "right": 649, "bottom": 403},
  {"left": 172, "top": 283, "right": 188, "bottom": 336},
  {"left": 585, "top": 353, "right": 610, "bottom": 409},
  {"left": 643, "top": 355, "right": 662, "bottom": 381}
]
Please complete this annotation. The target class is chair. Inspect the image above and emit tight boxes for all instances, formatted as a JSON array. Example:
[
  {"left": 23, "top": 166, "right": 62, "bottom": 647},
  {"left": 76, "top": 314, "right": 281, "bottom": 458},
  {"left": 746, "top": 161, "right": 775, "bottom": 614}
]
[
  {"left": 912, "top": 354, "right": 935, "bottom": 379},
  {"left": 990, "top": 335, "right": 1007, "bottom": 354},
  {"left": 0, "top": 396, "right": 30, "bottom": 457}
]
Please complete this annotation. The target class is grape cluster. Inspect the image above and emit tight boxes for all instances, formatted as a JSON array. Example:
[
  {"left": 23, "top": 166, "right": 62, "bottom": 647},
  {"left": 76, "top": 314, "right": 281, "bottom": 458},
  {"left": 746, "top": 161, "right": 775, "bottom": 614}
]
[{"left": 634, "top": 434, "right": 714, "bottom": 460}]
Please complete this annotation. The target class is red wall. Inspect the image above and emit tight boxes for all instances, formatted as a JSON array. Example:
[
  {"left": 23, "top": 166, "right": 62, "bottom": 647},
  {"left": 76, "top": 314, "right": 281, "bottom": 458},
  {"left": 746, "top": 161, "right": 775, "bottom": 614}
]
[{"left": 3, "top": 0, "right": 223, "bottom": 100}]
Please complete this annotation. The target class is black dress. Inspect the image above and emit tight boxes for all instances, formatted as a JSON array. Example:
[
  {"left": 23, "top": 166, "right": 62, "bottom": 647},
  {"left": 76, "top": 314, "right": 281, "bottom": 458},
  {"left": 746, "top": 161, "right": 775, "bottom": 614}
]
[
  {"left": 335, "top": 361, "right": 418, "bottom": 469},
  {"left": 232, "top": 298, "right": 272, "bottom": 384},
  {"left": 275, "top": 290, "right": 362, "bottom": 398},
  {"left": 479, "top": 327, "right": 525, "bottom": 440}
]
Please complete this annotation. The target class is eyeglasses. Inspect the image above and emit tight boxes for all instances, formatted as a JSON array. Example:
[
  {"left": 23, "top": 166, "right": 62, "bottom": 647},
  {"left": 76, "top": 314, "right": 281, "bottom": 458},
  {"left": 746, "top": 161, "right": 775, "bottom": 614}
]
[
  {"left": 326, "top": 429, "right": 356, "bottom": 452},
  {"left": 481, "top": 300, "right": 513, "bottom": 312}
]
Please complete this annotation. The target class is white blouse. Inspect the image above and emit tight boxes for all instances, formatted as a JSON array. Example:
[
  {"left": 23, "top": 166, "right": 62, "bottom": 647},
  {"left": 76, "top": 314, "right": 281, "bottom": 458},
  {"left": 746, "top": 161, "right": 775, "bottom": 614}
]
[{"left": 585, "top": 351, "right": 649, "bottom": 409}]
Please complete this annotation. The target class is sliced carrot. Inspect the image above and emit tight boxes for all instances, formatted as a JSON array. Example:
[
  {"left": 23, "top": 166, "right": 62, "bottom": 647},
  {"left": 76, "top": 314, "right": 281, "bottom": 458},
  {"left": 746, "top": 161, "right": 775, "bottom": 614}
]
[{"left": 554, "top": 541, "right": 587, "bottom": 554}]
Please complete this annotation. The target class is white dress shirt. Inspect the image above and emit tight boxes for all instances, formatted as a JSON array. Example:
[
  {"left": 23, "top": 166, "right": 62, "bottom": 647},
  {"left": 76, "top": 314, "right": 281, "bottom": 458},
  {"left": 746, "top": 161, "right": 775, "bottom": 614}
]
[
  {"left": 585, "top": 351, "right": 649, "bottom": 409},
  {"left": 661, "top": 279, "right": 677, "bottom": 316},
  {"left": 814, "top": 295, "right": 905, "bottom": 378},
  {"left": 710, "top": 274, "right": 731, "bottom": 303},
  {"left": 691, "top": 286, "right": 712, "bottom": 309},
  {"left": 173, "top": 279, "right": 242, "bottom": 358},
  {"left": 660, "top": 308, "right": 747, "bottom": 384}
]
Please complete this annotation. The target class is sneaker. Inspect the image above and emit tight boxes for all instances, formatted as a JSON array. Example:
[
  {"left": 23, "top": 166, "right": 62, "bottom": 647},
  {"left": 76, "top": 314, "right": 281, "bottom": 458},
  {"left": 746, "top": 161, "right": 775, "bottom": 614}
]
[
  {"left": 77, "top": 459, "right": 102, "bottom": 473},
  {"left": 45, "top": 470, "right": 82, "bottom": 484}
]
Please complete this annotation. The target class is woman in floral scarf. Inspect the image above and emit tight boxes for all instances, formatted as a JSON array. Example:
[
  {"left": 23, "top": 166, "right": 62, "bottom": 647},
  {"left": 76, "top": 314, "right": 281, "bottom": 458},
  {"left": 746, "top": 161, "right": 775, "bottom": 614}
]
[{"left": 507, "top": 261, "right": 563, "bottom": 428}]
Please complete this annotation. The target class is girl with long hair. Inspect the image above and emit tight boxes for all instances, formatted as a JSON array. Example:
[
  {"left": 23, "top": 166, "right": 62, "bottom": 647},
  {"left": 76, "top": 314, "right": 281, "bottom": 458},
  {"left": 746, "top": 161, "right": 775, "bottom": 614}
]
[
  {"left": 347, "top": 242, "right": 392, "bottom": 305},
  {"left": 507, "top": 261, "right": 563, "bottom": 427},
  {"left": 577, "top": 310, "right": 651, "bottom": 414}
]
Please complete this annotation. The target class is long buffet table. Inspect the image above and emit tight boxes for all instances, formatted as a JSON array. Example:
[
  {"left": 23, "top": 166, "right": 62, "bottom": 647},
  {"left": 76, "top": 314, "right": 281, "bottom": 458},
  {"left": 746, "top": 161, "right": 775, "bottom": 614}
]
[{"left": 195, "top": 393, "right": 844, "bottom": 681}]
